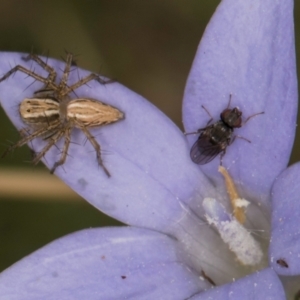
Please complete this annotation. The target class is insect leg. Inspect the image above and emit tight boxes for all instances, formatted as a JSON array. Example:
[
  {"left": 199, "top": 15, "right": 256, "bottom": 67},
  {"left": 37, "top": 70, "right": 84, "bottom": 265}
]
[
  {"left": 243, "top": 111, "right": 264, "bottom": 125},
  {"left": 80, "top": 125, "right": 111, "bottom": 177},
  {"left": 23, "top": 53, "right": 57, "bottom": 84},
  {"left": 231, "top": 135, "right": 251, "bottom": 144},
  {"left": 201, "top": 105, "right": 213, "bottom": 125},
  {"left": 50, "top": 127, "right": 72, "bottom": 174},
  {"left": 184, "top": 128, "right": 205, "bottom": 135}
]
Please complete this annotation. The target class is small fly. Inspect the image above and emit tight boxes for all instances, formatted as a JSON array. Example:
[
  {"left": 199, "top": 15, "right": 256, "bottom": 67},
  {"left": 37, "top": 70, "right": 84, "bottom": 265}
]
[{"left": 185, "top": 95, "right": 264, "bottom": 165}]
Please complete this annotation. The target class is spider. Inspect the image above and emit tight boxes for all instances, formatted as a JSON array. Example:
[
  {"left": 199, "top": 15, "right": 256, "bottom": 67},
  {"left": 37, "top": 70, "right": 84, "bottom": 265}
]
[{"left": 0, "top": 52, "right": 124, "bottom": 177}]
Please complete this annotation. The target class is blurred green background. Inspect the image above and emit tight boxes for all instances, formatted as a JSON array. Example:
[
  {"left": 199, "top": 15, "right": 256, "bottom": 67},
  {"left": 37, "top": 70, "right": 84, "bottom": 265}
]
[{"left": 0, "top": 0, "right": 299, "bottom": 272}]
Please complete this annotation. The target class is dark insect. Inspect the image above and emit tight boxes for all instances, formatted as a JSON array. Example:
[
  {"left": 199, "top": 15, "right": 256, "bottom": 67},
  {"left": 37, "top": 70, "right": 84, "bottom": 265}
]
[
  {"left": 276, "top": 258, "right": 288, "bottom": 268},
  {"left": 185, "top": 95, "right": 264, "bottom": 165}
]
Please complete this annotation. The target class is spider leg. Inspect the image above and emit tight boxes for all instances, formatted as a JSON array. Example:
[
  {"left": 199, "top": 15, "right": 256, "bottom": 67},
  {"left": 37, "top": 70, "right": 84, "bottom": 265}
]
[
  {"left": 19, "top": 128, "right": 36, "bottom": 159},
  {"left": 23, "top": 53, "right": 57, "bottom": 84},
  {"left": 1, "top": 124, "right": 59, "bottom": 158},
  {"left": 58, "top": 52, "right": 74, "bottom": 91},
  {"left": 0, "top": 65, "right": 48, "bottom": 85},
  {"left": 62, "top": 73, "right": 113, "bottom": 96},
  {"left": 79, "top": 125, "right": 110, "bottom": 177},
  {"left": 50, "top": 127, "right": 72, "bottom": 174},
  {"left": 19, "top": 128, "right": 31, "bottom": 138},
  {"left": 32, "top": 130, "right": 65, "bottom": 166}
]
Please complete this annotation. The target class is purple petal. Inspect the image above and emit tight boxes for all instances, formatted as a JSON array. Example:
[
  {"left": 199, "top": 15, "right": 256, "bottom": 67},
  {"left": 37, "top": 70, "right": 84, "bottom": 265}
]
[
  {"left": 0, "top": 52, "right": 212, "bottom": 230},
  {"left": 190, "top": 268, "right": 285, "bottom": 300},
  {"left": 269, "top": 162, "right": 300, "bottom": 276},
  {"left": 0, "top": 227, "right": 205, "bottom": 299},
  {"left": 183, "top": 0, "right": 297, "bottom": 203}
]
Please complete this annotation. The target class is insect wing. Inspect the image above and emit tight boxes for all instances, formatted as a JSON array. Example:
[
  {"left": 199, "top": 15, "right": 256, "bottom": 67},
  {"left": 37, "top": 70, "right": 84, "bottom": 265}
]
[{"left": 190, "top": 133, "right": 222, "bottom": 165}]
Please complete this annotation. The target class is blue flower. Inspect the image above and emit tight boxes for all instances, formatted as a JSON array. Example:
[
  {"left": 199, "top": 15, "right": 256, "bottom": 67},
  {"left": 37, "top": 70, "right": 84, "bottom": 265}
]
[{"left": 0, "top": 0, "right": 297, "bottom": 299}]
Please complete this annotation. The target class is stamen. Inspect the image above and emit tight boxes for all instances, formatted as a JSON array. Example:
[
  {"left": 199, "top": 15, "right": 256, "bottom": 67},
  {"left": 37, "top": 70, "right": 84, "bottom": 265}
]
[
  {"left": 203, "top": 198, "right": 263, "bottom": 266},
  {"left": 218, "top": 166, "right": 249, "bottom": 224}
]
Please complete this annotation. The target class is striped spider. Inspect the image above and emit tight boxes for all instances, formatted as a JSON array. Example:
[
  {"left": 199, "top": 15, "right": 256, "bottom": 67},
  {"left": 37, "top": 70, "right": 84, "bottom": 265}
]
[{"left": 0, "top": 53, "right": 124, "bottom": 177}]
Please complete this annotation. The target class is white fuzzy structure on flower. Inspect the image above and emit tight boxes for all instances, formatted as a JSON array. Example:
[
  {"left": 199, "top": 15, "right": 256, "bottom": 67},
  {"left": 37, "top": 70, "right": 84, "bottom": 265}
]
[
  {"left": 234, "top": 198, "right": 250, "bottom": 208},
  {"left": 203, "top": 198, "right": 263, "bottom": 266}
]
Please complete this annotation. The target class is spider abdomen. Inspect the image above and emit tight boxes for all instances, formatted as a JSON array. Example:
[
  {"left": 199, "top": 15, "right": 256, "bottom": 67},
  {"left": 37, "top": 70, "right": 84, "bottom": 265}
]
[
  {"left": 20, "top": 98, "right": 60, "bottom": 126},
  {"left": 67, "top": 98, "right": 124, "bottom": 127}
]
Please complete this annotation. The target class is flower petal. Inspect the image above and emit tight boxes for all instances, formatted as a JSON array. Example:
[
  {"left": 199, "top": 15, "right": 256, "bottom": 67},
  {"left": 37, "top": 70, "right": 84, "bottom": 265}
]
[
  {"left": 0, "top": 227, "right": 205, "bottom": 299},
  {"left": 269, "top": 162, "right": 300, "bottom": 276},
  {"left": 189, "top": 268, "right": 285, "bottom": 300},
  {"left": 0, "top": 52, "right": 212, "bottom": 230},
  {"left": 183, "top": 0, "right": 297, "bottom": 203}
]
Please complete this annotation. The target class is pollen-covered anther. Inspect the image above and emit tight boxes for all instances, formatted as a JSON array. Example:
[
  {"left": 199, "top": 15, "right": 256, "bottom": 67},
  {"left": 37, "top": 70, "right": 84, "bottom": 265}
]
[
  {"left": 203, "top": 198, "right": 263, "bottom": 266},
  {"left": 218, "top": 165, "right": 249, "bottom": 224}
]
